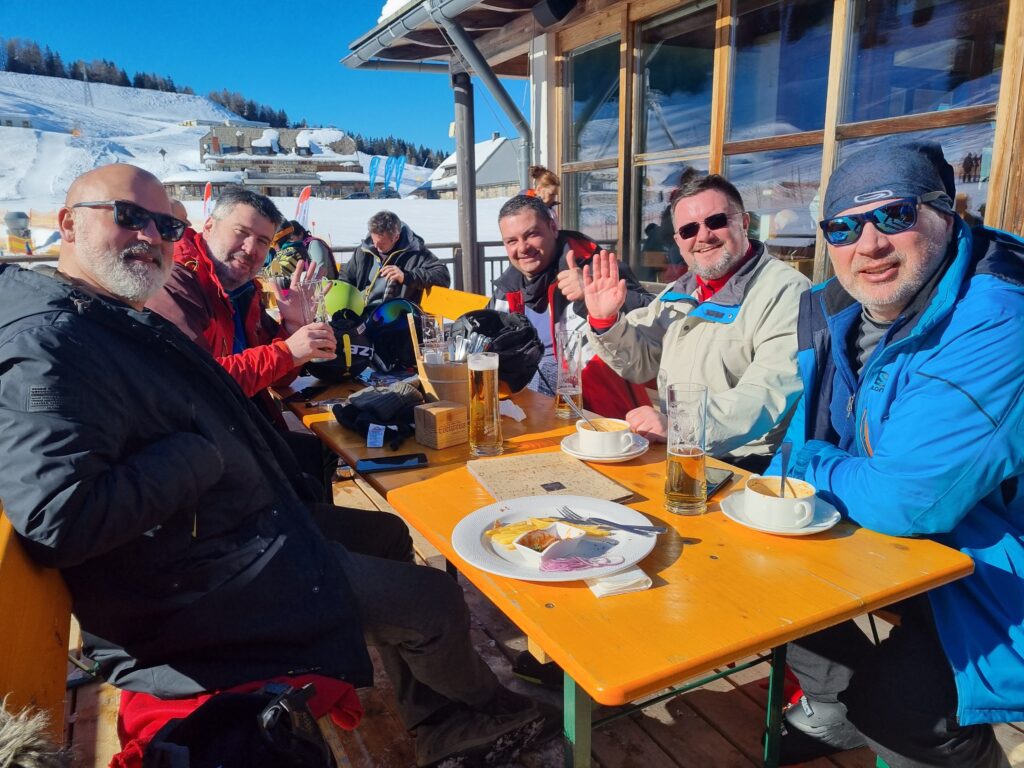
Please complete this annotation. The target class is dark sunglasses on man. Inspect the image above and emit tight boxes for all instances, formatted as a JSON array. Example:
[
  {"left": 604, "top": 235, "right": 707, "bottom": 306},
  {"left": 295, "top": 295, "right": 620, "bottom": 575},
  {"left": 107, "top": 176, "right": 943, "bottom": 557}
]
[
  {"left": 71, "top": 200, "right": 188, "bottom": 243},
  {"left": 677, "top": 211, "right": 741, "bottom": 240},
  {"left": 819, "top": 191, "right": 950, "bottom": 246}
]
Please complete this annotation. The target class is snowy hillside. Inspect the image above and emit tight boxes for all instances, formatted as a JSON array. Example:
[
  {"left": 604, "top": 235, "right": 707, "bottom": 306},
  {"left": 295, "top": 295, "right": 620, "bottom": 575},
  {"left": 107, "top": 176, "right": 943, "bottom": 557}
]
[
  {"left": 0, "top": 72, "right": 503, "bottom": 259},
  {"left": 0, "top": 71, "right": 241, "bottom": 135}
]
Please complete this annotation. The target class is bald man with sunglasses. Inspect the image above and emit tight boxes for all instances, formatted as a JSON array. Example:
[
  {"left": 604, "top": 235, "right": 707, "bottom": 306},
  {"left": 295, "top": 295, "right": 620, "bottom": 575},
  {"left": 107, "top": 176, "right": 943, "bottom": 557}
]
[
  {"left": 0, "top": 164, "right": 550, "bottom": 768},
  {"left": 583, "top": 173, "right": 810, "bottom": 472},
  {"left": 762, "top": 141, "right": 1023, "bottom": 767}
]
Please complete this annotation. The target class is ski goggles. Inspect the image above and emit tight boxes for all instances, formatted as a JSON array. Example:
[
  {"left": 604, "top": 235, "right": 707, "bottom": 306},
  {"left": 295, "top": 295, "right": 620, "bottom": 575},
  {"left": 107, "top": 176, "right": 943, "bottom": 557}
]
[
  {"left": 72, "top": 200, "right": 188, "bottom": 242},
  {"left": 676, "top": 211, "right": 740, "bottom": 240},
  {"left": 819, "top": 192, "right": 948, "bottom": 246},
  {"left": 368, "top": 299, "right": 420, "bottom": 328}
]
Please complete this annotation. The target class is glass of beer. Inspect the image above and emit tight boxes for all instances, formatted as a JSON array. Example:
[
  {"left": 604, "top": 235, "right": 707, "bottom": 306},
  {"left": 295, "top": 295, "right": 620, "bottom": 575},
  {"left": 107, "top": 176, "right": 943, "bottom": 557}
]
[
  {"left": 664, "top": 382, "right": 708, "bottom": 515},
  {"left": 554, "top": 329, "right": 583, "bottom": 419},
  {"left": 468, "top": 352, "right": 503, "bottom": 456}
]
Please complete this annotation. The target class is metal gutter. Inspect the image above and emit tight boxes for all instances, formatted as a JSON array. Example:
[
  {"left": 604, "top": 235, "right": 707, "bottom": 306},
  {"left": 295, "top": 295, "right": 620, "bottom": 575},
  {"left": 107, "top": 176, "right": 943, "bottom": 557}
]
[{"left": 342, "top": 0, "right": 485, "bottom": 69}]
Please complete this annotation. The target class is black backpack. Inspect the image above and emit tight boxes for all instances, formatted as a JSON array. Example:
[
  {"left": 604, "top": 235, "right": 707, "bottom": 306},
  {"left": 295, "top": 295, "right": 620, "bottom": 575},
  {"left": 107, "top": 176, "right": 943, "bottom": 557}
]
[
  {"left": 143, "top": 683, "right": 334, "bottom": 768},
  {"left": 450, "top": 310, "right": 543, "bottom": 393}
]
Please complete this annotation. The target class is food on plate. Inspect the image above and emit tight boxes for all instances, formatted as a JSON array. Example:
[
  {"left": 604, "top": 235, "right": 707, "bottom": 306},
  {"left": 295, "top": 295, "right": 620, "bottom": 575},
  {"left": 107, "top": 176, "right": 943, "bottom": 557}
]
[
  {"left": 485, "top": 516, "right": 609, "bottom": 550},
  {"left": 517, "top": 529, "right": 559, "bottom": 552}
]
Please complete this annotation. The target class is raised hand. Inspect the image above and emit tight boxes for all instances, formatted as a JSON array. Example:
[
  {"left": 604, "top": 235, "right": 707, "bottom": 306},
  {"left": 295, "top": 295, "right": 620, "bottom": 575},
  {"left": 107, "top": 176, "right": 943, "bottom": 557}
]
[
  {"left": 284, "top": 322, "right": 337, "bottom": 366},
  {"left": 582, "top": 249, "right": 627, "bottom": 320},
  {"left": 556, "top": 251, "right": 585, "bottom": 302}
]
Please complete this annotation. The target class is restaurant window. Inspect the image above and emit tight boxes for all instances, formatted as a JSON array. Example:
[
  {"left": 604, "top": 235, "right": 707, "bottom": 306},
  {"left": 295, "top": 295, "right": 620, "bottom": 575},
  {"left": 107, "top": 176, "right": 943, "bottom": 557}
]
[
  {"left": 845, "top": 0, "right": 1007, "bottom": 123},
  {"left": 562, "top": 169, "right": 619, "bottom": 244},
  {"left": 724, "top": 145, "right": 823, "bottom": 278},
  {"left": 636, "top": 5, "right": 717, "bottom": 154},
  {"left": 634, "top": 159, "right": 710, "bottom": 282},
  {"left": 565, "top": 36, "right": 620, "bottom": 163},
  {"left": 729, "top": 0, "right": 833, "bottom": 140},
  {"left": 837, "top": 122, "right": 995, "bottom": 225}
]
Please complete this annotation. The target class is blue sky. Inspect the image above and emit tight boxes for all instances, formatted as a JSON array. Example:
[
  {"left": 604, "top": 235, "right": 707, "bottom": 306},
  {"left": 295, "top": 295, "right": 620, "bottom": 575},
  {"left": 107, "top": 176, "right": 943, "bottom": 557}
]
[{"left": 0, "top": 1, "right": 527, "bottom": 154}]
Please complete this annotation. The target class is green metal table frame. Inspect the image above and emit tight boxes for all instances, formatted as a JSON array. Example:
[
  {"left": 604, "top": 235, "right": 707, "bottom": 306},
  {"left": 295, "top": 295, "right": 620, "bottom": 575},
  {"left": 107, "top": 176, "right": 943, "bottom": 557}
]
[{"left": 562, "top": 645, "right": 789, "bottom": 768}]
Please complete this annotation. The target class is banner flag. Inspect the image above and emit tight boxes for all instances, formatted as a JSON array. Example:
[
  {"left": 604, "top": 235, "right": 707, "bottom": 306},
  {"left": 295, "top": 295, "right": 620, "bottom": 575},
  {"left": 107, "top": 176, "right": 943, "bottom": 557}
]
[
  {"left": 368, "top": 156, "right": 381, "bottom": 192},
  {"left": 383, "top": 156, "right": 397, "bottom": 191},
  {"left": 202, "top": 182, "right": 212, "bottom": 219},
  {"left": 295, "top": 186, "right": 312, "bottom": 227},
  {"left": 394, "top": 156, "right": 407, "bottom": 191}
]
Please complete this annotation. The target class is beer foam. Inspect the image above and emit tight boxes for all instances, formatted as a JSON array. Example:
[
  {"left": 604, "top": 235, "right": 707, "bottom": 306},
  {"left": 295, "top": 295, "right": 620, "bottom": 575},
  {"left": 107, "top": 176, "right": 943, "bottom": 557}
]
[{"left": 468, "top": 353, "right": 499, "bottom": 371}]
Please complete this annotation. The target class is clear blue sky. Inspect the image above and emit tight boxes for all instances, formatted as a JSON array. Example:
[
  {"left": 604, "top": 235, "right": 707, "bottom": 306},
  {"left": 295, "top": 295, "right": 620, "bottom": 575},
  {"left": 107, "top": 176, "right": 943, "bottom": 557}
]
[{"left": 0, "top": 1, "right": 528, "bottom": 154}]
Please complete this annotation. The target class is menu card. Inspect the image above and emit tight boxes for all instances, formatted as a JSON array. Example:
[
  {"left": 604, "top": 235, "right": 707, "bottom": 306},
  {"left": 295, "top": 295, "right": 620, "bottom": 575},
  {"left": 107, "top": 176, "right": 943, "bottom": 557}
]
[{"left": 466, "top": 452, "right": 634, "bottom": 503}]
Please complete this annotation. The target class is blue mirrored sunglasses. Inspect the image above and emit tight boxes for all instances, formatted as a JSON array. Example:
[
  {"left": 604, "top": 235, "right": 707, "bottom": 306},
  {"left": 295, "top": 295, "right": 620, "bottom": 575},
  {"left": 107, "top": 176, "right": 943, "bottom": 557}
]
[{"left": 819, "top": 192, "right": 948, "bottom": 246}]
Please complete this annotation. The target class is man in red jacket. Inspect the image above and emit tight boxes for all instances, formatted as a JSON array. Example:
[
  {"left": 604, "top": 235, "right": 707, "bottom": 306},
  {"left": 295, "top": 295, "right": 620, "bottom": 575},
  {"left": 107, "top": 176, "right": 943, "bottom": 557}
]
[{"left": 147, "top": 187, "right": 338, "bottom": 494}]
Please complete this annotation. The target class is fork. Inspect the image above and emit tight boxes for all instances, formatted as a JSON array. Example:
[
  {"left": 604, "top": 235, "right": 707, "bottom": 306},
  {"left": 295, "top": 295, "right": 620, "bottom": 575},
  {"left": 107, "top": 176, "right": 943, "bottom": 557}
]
[{"left": 557, "top": 505, "right": 667, "bottom": 536}]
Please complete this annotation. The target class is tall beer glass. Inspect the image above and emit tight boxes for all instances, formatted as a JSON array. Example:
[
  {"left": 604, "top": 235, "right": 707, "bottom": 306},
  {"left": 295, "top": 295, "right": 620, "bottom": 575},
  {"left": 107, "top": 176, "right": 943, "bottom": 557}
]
[
  {"left": 665, "top": 382, "right": 708, "bottom": 514},
  {"left": 468, "top": 352, "right": 503, "bottom": 456},
  {"left": 554, "top": 329, "right": 583, "bottom": 419}
]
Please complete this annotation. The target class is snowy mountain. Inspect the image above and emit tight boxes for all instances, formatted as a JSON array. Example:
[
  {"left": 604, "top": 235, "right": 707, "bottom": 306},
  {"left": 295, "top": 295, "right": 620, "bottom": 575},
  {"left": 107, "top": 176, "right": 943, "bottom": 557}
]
[{"left": 0, "top": 71, "right": 506, "bottom": 255}]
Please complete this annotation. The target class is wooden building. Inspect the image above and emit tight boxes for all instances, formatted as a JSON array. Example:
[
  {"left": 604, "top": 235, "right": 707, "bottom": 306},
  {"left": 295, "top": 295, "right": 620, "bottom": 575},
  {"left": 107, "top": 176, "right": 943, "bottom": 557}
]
[{"left": 345, "top": 0, "right": 1019, "bottom": 288}]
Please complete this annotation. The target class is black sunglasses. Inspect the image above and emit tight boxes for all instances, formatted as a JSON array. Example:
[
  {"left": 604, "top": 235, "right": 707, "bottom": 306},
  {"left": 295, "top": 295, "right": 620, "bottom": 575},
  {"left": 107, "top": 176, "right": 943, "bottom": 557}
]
[
  {"left": 819, "top": 192, "right": 948, "bottom": 246},
  {"left": 72, "top": 200, "right": 187, "bottom": 242},
  {"left": 677, "top": 211, "right": 740, "bottom": 240}
]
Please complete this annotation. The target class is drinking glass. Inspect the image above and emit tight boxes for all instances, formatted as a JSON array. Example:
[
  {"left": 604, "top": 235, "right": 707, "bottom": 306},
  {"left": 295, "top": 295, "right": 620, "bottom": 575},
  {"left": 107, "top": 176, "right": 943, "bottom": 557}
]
[
  {"left": 468, "top": 352, "right": 503, "bottom": 456},
  {"left": 420, "top": 313, "right": 447, "bottom": 364},
  {"left": 664, "top": 382, "right": 708, "bottom": 515},
  {"left": 554, "top": 329, "right": 583, "bottom": 420}
]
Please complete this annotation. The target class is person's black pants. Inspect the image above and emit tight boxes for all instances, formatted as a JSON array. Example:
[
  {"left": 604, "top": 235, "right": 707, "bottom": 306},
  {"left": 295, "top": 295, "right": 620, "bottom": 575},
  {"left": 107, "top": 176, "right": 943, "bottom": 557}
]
[
  {"left": 309, "top": 503, "right": 415, "bottom": 563},
  {"left": 787, "top": 595, "right": 1008, "bottom": 767}
]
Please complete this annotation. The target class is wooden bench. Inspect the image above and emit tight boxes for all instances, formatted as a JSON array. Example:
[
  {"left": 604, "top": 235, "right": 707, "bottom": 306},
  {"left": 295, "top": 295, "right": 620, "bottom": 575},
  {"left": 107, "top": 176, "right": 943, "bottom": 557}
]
[
  {"left": 419, "top": 285, "right": 489, "bottom": 320},
  {"left": 0, "top": 506, "right": 72, "bottom": 742}
]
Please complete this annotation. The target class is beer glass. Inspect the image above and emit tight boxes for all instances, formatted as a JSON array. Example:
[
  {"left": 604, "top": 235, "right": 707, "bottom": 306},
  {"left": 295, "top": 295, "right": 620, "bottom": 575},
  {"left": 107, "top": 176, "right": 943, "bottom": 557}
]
[
  {"left": 468, "top": 352, "right": 503, "bottom": 456},
  {"left": 554, "top": 329, "right": 583, "bottom": 419},
  {"left": 420, "top": 313, "right": 446, "bottom": 364},
  {"left": 664, "top": 382, "right": 708, "bottom": 514}
]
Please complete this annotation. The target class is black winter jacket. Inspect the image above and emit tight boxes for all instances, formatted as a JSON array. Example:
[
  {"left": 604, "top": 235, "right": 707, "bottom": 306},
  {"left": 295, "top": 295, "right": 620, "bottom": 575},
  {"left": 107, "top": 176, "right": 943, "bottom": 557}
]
[
  {"left": 0, "top": 265, "right": 372, "bottom": 697},
  {"left": 340, "top": 225, "right": 450, "bottom": 307}
]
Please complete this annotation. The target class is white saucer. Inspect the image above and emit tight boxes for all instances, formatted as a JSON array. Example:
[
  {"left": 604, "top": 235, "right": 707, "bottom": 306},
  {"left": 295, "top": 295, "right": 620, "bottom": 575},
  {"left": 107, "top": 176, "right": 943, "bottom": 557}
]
[
  {"left": 720, "top": 491, "right": 842, "bottom": 536},
  {"left": 560, "top": 432, "right": 650, "bottom": 463}
]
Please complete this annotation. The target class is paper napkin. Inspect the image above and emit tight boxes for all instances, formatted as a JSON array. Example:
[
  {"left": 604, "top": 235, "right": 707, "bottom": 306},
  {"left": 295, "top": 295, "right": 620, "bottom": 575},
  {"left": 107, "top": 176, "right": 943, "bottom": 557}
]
[
  {"left": 499, "top": 399, "right": 526, "bottom": 421},
  {"left": 586, "top": 566, "right": 652, "bottom": 598}
]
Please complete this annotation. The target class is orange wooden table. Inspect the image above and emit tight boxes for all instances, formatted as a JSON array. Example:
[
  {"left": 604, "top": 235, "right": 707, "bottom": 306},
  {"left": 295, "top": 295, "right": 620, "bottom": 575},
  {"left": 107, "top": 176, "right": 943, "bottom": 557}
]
[
  {"left": 385, "top": 445, "right": 974, "bottom": 767},
  {"left": 280, "top": 379, "right": 575, "bottom": 494}
]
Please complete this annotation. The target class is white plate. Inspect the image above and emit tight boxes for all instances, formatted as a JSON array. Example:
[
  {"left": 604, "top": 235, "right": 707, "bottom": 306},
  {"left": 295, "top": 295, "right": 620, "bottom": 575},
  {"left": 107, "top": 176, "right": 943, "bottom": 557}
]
[
  {"left": 560, "top": 432, "right": 650, "bottom": 464},
  {"left": 451, "top": 495, "right": 658, "bottom": 582},
  {"left": 720, "top": 491, "right": 842, "bottom": 536}
]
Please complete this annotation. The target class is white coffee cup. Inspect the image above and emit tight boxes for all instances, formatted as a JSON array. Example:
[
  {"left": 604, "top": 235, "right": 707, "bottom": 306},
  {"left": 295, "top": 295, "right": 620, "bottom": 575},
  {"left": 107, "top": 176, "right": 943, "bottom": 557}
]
[
  {"left": 576, "top": 417, "right": 633, "bottom": 457},
  {"left": 744, "top": 475, "right": 816, "bottom": 529}
]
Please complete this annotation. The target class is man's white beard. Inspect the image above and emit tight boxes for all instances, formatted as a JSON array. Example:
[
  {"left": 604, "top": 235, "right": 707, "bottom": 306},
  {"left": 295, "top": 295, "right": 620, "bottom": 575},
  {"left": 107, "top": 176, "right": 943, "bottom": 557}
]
[
  {"left": 81, "top": 243, "right": 170, "bottom": 305},
  {"left": 691, "top": 247, "right": 740, "bottom": 280}
]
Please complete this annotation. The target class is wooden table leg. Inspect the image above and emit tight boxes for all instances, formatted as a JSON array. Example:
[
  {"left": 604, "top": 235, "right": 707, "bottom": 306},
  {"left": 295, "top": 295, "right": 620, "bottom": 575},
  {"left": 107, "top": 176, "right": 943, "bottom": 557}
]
[
  {"left": 763, "top": 644, "right": 787, "bottom": 768},
  {"left": 444, "top": 558, "right": 459, "bottom": 580},
  {"left": 563, "top": 672, "right": 593, "bottom": 768}
]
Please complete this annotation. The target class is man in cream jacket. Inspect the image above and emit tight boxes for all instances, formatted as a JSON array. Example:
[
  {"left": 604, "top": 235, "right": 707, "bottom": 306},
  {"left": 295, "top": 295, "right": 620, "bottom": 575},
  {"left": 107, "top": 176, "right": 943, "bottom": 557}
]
[{"left": 583, "top": 174, "right": 809, "bottom": 472}]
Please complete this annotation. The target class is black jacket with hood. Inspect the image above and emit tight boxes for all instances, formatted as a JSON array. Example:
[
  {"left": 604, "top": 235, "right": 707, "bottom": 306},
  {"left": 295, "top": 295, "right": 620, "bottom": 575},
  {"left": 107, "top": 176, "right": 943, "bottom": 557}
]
[
  {"left": 0, "top": 265, "right": 372, "bottom": 697},
  {"left": 340, "top": 224, "right": 450, "bottom": 307}
]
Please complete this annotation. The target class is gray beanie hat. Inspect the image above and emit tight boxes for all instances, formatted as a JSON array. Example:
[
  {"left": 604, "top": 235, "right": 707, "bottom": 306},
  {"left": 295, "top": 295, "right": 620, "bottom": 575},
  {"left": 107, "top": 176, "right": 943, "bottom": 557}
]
[{"left": 822, "top": 140, "right": 956, "bottom": 221}]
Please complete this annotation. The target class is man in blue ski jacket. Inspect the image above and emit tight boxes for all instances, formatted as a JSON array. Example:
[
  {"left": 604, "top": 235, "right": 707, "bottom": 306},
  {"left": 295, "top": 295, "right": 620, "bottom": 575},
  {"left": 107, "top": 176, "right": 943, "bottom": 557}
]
[{"left": 766, "top": 140, "right": 1023, "bottom": 767}]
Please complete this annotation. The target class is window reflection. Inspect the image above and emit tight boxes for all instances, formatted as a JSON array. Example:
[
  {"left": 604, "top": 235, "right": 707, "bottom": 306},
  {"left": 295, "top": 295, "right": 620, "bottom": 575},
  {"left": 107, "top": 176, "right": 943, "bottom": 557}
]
[
  {"left": 637, "top": 6, "right": 717, "bottom": 155},
  {"left": 635, "top": 160, "right": 710, "bottom": 282},
  {"left": 564, "top": 170, "right": 619, "bottom": 243},
  {"left": 730, "top": 0, "right": 833, "bottom": 139},
  {"left": 567, "top": 38, "right": 620, "bottom": 162},
  {"left": 838, "top": 123, "right": 995, "bottom": 224},
  {"left": 724, "top": 146, "right": 823, "bottom": 277},
  {"left": 846, "top": 0, "right": 1006, "bottom": 122}
]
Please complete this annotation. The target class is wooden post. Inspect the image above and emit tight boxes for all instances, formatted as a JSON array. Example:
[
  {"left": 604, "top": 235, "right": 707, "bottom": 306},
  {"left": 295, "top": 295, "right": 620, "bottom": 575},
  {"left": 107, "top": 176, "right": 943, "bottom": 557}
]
[
  {"left": 985, "top": 0, "right": 1024, "bottom": 234},
  {"left": 452, "top": 71, "right": 482, "bottom": 294}
]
